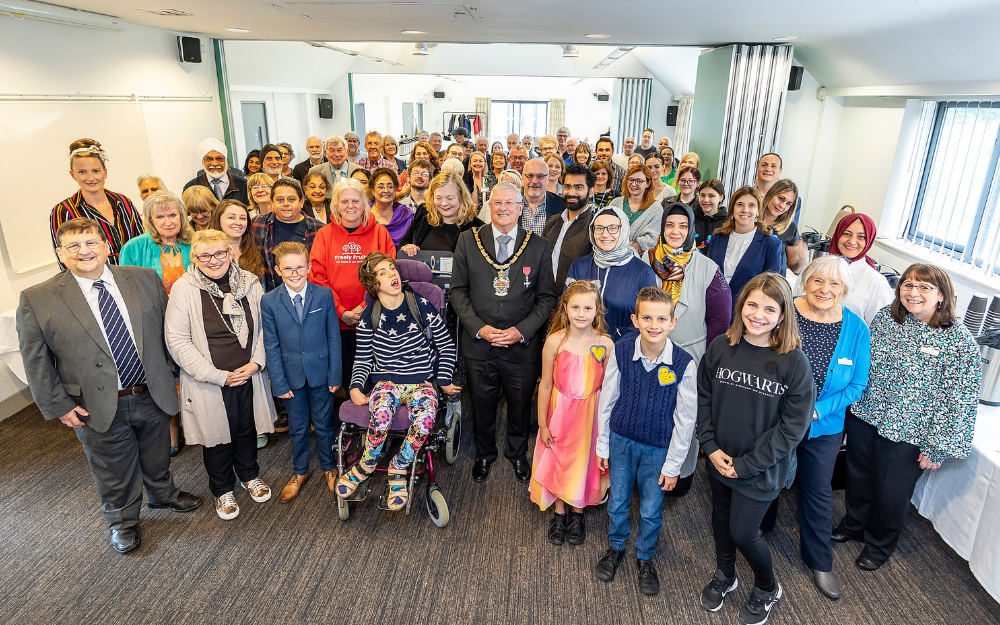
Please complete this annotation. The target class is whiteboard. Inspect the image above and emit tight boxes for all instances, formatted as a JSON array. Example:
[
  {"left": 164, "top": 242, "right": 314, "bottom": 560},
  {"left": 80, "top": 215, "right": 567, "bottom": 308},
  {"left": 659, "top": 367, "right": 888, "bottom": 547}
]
[{"left": 0, "top": 99, "right": 222, "bottom": 273}]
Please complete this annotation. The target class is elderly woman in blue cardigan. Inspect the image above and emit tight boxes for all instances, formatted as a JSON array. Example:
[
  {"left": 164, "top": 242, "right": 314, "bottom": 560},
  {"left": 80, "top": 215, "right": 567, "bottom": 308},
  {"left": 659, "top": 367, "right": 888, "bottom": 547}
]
[
  {"left": 119, "top": 190, "right": 193, "bottom": 294},
  {"left": 789, "top": 256, "right": 870, "bottom": 601}
]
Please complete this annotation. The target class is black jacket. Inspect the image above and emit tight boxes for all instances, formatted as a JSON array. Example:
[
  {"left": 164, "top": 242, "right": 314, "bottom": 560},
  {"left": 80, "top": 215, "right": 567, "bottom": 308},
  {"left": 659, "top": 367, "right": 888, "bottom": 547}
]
[
  {"left": 542, "top": 208, "right": 594, "bottom": 288},
  {"left": 292, "top": 157, "right": 325, "bottom": 182},
  {"left": 183, "top": 172, "right": 248, "bottom": 206},
  {"left": 693, "top": 204, "right": 729, "bottom": 251}
]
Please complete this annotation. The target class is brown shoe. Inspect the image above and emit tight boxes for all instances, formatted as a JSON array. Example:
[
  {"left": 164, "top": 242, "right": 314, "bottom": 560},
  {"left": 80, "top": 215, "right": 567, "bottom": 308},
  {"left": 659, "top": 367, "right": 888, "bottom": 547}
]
[
  {"left": 324, "top": 470, "right": 337, "bottom": 492},
  {"left": 279, "top": 473, "right": 310, "bottom": 503}
]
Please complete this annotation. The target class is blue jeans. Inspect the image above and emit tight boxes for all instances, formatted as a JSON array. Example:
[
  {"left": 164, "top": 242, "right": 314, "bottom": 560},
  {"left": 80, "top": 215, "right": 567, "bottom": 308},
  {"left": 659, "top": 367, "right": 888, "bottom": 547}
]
[
  {"left": 286, "top": 384, "right": 335, "bottom": 475},
  {"left": 606, "top": 431, "right": 669, "bottom": 560}
]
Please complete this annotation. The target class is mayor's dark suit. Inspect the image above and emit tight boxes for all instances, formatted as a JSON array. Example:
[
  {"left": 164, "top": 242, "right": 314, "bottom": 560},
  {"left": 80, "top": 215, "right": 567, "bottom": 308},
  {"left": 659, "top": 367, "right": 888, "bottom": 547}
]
[
  {"left": 451, "top": 224, "right": 558, "bottom": 463},
  {"left": 17, "top": 265, "right": 181, "bottom": 530}
]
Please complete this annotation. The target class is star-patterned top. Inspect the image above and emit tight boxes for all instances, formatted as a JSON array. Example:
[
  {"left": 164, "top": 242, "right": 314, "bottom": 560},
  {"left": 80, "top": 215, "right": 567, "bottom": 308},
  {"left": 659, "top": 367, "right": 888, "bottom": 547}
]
[{"left": 351, "top": 292, "right": 456, "bottom": 390}]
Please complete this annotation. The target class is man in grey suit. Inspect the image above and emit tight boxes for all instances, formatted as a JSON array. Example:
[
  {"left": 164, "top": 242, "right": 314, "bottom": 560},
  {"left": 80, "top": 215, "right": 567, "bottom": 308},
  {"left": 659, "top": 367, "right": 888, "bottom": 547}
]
[
  {"left": 308, "top": 134, "right": 361, "bottom": 198},
  {"left": 17, "top": 218, "right": 201, "bottom": 554}
]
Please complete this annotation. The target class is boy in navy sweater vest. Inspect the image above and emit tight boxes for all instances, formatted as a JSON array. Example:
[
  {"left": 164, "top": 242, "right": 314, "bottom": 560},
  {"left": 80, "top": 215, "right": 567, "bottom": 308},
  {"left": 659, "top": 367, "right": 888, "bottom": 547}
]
[{"left": 594, "top": 287, "right": 698, "bottom": 596}]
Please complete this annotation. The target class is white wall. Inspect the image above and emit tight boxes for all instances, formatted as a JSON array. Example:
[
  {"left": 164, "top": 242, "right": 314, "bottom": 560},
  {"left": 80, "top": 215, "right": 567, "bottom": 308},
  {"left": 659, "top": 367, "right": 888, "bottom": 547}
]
[{"left": 229, "top": 89, "right": 340, "bottom": 164}]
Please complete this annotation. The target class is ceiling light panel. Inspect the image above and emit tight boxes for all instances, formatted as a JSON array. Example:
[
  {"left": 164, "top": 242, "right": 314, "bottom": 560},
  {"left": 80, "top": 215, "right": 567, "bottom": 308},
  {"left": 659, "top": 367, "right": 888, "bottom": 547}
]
[
  {"left": 275, "top": 2, "right": 474, "bottom": 21},
  {"left": 136, "top": 8, "right": 193, "bottom": 16}
]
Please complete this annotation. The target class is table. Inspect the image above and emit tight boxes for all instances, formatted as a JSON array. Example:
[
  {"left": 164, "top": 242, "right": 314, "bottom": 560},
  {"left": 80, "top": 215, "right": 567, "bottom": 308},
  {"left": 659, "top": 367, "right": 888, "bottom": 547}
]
[{"left": 912, "top": 404, "right": 1000, "bottom": 603}]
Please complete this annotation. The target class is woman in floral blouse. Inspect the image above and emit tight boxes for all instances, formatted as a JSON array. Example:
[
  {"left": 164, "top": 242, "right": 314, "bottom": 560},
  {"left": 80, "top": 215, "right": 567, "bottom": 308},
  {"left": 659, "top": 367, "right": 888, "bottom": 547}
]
[{"left": 834, "top": 263, "right": 981, "bottom": 571}]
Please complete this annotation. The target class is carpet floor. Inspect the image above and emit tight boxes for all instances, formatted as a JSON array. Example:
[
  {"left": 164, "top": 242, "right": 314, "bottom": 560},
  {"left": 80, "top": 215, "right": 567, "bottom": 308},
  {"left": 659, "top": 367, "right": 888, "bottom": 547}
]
[{"left": 0, "top": 402, "right": 998, "bottom": 625}]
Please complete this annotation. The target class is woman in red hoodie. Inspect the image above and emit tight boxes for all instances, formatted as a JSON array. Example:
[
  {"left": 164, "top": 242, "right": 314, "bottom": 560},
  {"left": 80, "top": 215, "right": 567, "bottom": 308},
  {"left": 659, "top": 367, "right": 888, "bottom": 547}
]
[{"left": 309, "top": 178, "right": 396, "bottom": 397}]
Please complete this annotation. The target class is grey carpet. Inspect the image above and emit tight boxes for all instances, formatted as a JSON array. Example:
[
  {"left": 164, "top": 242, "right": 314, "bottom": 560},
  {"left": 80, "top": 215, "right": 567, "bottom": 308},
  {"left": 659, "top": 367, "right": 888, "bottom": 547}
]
[{"left": 0, "top": 402, "right": 998, "bottom": 625}]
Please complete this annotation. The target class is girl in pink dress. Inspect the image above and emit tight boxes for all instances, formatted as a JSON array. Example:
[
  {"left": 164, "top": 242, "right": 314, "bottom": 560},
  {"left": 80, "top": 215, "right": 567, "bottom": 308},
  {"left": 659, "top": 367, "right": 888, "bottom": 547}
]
[{"left": 531, "top": 280, "right": 614, "bottom": 546}]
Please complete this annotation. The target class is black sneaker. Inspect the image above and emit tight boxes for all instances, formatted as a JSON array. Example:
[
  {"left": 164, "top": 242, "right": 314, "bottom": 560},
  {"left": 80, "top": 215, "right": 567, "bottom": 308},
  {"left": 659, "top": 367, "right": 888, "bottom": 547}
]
[
  {"left": 274, "top": 413, "right": 289, "bottom": 433},
  {"left": 566, "top": 511, "right": 586, "bottom": 545},
  {"left": 738, "top": 583, "right": 783, "bottom": 625},
  {"left": 595, "top": 548, "right": 625, "bottom": 582},
  {"left": 548, "top": 513, "right": 567, "bottom": 546},
  {"left": 637, "top": 558, "right": 660, "bottom": 596},
  {"left": 701, "top": 569, "right": 739, "bottom": 612}
]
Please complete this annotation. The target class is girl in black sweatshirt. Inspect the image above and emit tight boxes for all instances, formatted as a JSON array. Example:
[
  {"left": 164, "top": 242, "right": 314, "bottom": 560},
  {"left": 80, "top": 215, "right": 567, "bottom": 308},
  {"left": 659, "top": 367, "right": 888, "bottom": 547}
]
[{"left": 696, "top": 272, "right": 815, "bottom": 625}]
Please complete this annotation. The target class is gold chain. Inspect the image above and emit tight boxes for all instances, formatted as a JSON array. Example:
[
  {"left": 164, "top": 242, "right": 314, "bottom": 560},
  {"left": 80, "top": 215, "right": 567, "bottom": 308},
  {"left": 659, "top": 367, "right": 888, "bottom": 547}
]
[{"left": 473, "top": 226, "right": 531, "bottom": 271}]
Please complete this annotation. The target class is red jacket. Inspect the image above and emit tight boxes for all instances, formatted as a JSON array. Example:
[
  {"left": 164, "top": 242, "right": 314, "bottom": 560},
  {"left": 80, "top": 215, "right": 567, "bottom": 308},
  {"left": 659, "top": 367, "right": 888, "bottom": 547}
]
[{"left": 308, "top": 217, "right": 396, "bottom": 328}]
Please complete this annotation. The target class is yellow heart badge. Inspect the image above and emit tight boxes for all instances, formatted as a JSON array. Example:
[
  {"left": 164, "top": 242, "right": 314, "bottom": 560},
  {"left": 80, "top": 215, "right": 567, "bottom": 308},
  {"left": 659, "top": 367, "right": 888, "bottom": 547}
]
[
  {"left": 590, "top": 345, "right": 607, "bottom": 361},
  {"left": 658, "top": 366, "right": 676, "bottom": 386}
]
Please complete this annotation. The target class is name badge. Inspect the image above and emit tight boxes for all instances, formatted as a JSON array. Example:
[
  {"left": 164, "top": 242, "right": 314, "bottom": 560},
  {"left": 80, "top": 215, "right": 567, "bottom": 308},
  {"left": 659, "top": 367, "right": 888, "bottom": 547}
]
[
  {"left": 658, "top": 366, "right": 676, "bottom": 386},
  {"left": 837, "top": 358, "right": 853, "bottom": 366},
  {"left": 920, "top": 346, "right": 940, "bottom": 357}
]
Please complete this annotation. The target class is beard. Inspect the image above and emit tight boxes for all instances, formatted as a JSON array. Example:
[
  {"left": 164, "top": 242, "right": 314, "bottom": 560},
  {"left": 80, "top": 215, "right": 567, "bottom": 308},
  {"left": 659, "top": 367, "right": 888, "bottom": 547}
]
[{"left": 564, "top": 194, "right": 588, "bottom": 212}]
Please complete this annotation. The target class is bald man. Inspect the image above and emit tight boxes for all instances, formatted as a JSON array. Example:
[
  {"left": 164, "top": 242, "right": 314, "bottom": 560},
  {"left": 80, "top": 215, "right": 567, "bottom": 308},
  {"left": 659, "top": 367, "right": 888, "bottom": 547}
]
[
  {"left": 521, "top": 158, "right": 565, "bottom": 236},
  {"left": 507, "top": 133, "right": 520, "bottom": 154},
  {"left": 292, "top": 136, "right": 326, "bottom": 182}
]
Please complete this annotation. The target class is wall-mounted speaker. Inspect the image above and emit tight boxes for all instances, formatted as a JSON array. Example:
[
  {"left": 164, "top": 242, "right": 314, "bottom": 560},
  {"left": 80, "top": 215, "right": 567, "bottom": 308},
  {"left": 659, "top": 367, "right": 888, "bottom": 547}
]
[
  {"left": 666, "top": 105, "right": 678, "bottom": 126},
  {"left": 596, "top": 94, "right": 610, "bottom": 102},
  {"left": 788, "top": 66, "right": 804, "bottom": 91},
  {"left": 433, "top": 91, "right": 445, "bottom": 99},
  {"left": 177, "top": 36, "right": 202, "bottom": 63},
  {"left": 318, "top": 98, "right": 333, "bottom": 119}
]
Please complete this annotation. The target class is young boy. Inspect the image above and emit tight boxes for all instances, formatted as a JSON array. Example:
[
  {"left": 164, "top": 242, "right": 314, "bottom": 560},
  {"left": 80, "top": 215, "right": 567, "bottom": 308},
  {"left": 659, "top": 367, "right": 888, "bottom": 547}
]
[
  {"left": 336, "top": 252, "right": 460, "bottom": 511},
  {"left": 594, "top": 286, "right": 698, "bottom": 596},
  {"left": 261, "top": 242, "right": 342, "bottom": 503}
]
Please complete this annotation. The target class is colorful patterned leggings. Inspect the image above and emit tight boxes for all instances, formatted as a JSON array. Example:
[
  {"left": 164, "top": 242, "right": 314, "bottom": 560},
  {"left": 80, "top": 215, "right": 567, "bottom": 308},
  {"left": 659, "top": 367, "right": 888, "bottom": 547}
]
[{"left": 360, "top": 381, "right": 438, "bottom": 470}]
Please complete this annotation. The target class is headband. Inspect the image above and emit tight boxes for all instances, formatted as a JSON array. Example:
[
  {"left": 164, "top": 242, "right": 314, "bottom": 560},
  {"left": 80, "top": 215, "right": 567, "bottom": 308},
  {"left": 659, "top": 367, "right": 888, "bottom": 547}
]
[{"left": 70, "top": 146, "right": 108, "bottom": 163}]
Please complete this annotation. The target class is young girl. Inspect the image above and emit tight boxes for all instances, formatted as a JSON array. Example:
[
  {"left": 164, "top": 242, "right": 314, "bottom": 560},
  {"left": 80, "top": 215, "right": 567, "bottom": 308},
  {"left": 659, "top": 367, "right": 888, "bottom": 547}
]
[
  {"left": 696, "top": 273, "right": 814, "bottom": 625},
  {"left": 530, "top": 281, "right": 614, "bottom": 546}
]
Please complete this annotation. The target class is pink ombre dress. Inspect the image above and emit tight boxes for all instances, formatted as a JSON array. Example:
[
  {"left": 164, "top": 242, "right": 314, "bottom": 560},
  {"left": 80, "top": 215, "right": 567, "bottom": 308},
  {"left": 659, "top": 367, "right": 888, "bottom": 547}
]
[{"left": 530, "top": 349, "right": 609, "bottom": 510}]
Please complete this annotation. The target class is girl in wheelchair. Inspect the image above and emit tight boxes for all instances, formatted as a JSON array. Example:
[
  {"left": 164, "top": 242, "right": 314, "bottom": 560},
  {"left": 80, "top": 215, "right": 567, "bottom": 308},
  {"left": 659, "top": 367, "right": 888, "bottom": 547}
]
[{"left": 337, "top": 252, "right": 460, "bottom": 510}]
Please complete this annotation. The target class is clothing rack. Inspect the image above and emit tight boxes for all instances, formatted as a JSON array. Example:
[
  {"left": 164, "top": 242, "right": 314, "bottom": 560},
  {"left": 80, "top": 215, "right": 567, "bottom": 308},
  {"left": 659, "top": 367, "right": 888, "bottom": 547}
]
[{"left": 443, "top": 111, "right": 484, "bottom": 139}]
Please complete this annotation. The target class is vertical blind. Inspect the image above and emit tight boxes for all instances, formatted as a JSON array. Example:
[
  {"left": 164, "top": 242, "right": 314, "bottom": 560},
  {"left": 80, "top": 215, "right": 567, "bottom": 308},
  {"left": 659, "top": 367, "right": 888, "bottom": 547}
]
[
  {"left": 613, "top": 78, "right": 651, "bottom": 152},
  {"left": 672, "top": 95, "right": 694, "bottom": 157},
  {"left": 904, "top": 101, "right": 1000, "bottom": 273},
  {"left": 717, "top": 45, "right": 792, "bottom": 188}
]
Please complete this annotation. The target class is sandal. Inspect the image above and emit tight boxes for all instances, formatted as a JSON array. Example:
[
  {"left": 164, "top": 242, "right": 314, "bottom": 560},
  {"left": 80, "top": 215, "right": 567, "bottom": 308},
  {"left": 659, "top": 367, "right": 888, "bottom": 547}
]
[
  {"left": 386, "top": 468, "right": 409, "bottom": 511},
  {"left": 336, "top": 462, "right": 375, "bottom": 499}
]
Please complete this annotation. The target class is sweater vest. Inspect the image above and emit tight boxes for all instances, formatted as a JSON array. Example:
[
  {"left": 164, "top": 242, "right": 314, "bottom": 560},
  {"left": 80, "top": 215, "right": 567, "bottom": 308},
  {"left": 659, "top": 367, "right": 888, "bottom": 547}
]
[{"left": 609, "top": 333, "right": 694, "bottom": 449}]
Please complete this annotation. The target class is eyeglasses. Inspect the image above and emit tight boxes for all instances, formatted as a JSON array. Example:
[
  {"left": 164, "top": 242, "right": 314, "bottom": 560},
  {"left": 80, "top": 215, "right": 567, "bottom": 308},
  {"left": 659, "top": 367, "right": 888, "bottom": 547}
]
[
  {"left": 374, "top": 184, "right": 395, "bottom": 192},
  {"left": 626, "top": 177, "right": 648, "bottom": 186},
  {"left": 523, "top": 174, "right": 547, "bottom": 181},
  {"left": 593, "top": 225, "right": 621, "bottom": 235},
  {"left": 251, "top": 185, "right": 272, "bottom": 192},
  {"left": 195, "top": 250, "right": 230, "bottom": 263},
  {"left": 61, "top": 240, "right": 103, "bottom": 254},
  {"left": 900, "top": 282, "right": 938, "bottom": 293},
  {"left": 411, "top": 171, "right": 431, "bottom": 179},
  {"left": 280, "top": 266, "right": 308, "bottom": 276}
]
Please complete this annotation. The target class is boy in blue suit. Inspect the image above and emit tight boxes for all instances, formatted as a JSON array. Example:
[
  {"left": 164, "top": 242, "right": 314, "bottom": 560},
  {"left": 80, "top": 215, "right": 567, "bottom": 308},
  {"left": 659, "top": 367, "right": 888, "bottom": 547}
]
[{"left": 261, "top": 241, "right": 342, "bottom": 503}]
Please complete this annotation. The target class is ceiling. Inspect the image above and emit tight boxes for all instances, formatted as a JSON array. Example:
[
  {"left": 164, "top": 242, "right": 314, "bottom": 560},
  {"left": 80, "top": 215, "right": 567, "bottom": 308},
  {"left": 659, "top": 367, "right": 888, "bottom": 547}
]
[{"left": 5, "top": 0, "right": 1000, "bottom": 89}]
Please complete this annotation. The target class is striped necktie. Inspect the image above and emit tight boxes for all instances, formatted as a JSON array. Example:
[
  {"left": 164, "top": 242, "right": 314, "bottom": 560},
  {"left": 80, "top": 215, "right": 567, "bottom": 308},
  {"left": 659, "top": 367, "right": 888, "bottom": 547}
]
[{"left": 93, "top": 280, "right": 146, "bottom": 389}]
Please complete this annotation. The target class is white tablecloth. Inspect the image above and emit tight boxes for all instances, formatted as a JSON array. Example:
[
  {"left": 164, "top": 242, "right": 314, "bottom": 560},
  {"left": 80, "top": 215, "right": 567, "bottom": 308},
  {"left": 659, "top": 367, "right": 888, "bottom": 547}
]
[
  {"left": 0, "top": 308, "right": 27, "bottom": 384},
  {"left": 912, "top": 404, "right": 1000, "bottom": 603}
]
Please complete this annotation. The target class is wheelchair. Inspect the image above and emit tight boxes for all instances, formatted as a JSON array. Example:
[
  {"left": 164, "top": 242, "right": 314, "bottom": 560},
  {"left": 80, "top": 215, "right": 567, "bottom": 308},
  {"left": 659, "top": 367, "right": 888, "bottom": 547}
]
[{"left": 335, "top": 259, "right": 461, "bottom": 527}]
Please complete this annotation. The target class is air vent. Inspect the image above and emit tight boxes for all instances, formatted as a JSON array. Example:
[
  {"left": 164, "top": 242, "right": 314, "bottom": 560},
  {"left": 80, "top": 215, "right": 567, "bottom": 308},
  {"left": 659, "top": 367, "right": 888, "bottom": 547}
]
[{"left": 137, "top": 8, "right": 194, "bottom": 16}]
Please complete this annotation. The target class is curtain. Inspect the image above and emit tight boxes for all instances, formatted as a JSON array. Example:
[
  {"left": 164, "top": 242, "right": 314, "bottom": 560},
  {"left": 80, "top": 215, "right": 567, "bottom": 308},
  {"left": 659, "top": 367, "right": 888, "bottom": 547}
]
[
  {"left": 475, "top": 97, "right": 491, "bottom": 139},
  {"left": 673, "top": 96, "right": 694, "bottom": 156},
  {"left": 717, "top": 45, "right": 792, "bottom": 188},
  {"left": 613, "top": 78, "right": 651, "bottom": 153},
  {"left": 548, "top": 99, "right": 565, "bottom": 137}
]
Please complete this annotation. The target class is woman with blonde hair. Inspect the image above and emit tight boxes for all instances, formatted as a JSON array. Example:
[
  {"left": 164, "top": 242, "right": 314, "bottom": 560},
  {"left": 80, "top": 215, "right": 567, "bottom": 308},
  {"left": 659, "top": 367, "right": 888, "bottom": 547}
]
[
  {"left": 182, "top": 185, "right": 218, "bottom": 231},
  {"left": 120, "top": 190, "right": 194, "bottom": 294},
  {"left": 609, "top": 164, "right": 663, "bottom": 255},
  {"left": 246, "top": 172, "right": 274, "bottom": 217},
  {"left": 546, "top": 153, "right": 564, "bottom": 195},
  {"left": 760, "top": 179, "right": 807, "bottom": 274},
  {"left": 400, "top": 172, "right": 484, "bottom": 256}
]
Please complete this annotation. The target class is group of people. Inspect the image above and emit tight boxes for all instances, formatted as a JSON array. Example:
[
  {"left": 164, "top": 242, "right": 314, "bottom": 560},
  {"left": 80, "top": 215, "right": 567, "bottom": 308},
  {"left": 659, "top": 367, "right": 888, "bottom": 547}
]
[{"left": 20, "top": 130, "right": 983, "bottom": 625}]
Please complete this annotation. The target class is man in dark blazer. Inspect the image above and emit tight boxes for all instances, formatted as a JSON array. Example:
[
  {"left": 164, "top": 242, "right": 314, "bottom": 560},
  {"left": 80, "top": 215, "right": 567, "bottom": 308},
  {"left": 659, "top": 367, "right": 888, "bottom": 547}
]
[
  {"left": 451, "top": 182, "right": 558, "bottom": 484},
  {"left": 183, "top": 138, "right": 249, "bottom": 205},
  {"left": 543, "top": 163, "right": 597, "bottom": 288},
  {"left": 292, "top": 136, "right": 326, "bottom": 182},
  {"left": 17, "top": 219, "right": 201, "bottom": 554}
]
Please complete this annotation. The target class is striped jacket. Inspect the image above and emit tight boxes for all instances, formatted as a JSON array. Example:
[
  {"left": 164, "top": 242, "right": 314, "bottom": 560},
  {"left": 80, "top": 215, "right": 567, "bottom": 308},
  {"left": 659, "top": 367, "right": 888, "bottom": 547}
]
[{"left": 49, "top": 190, "right": 143, "bottom": 268}]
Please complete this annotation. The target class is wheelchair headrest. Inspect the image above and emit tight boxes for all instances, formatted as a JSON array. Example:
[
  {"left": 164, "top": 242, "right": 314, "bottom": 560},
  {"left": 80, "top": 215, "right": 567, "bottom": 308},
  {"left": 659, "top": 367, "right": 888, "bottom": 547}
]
[{"left": 362, "top": 258, "right": 446, "bottom": 313}]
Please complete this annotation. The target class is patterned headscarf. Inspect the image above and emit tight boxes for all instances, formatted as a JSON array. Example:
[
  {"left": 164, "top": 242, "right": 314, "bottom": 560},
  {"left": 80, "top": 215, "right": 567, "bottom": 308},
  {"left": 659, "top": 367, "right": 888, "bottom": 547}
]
[
  {"left": 649, "top": 202, "right": 696, "bottom": 303},
  {"left": 191, "top": 262, "right": 251, "bottom": 340}
]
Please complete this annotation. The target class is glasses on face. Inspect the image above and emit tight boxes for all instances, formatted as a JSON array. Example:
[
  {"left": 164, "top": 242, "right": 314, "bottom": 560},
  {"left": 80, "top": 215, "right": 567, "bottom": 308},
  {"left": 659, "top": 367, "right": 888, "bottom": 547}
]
[
  {"left": 523, "top": 173, "right": 547, "bottom": 181},
  {"left": 195, "top": 250, "right": 230, "bottom": 263},
  {"left": 491, "top": 200, "right": 521, "bottom": 210},
  {"left": 374, "top": 183, "right": 395, "bottom": 192},
  {"left": 204, "top": 156, "right": 226, "bottom": 164},
  {"left": 280, "top": 266, "right": 308, "bottom": 277},
  {"left": 626, "top": 177, "right": 648, "bottom": 187},
  {"left": 900, "top": 282, "right": 938, "bottom": 293},
  {"left": 411, "top": 171, "right": 430, "bottom": 179},
  {"left": 252, "top": 185, "right": 272, "bottom": 192},
  {"left": 62, "top": 240, "right": 103, "bottom": 254},
  {"left": 593, "top": 225, "right": 621, "bottom": 235}
]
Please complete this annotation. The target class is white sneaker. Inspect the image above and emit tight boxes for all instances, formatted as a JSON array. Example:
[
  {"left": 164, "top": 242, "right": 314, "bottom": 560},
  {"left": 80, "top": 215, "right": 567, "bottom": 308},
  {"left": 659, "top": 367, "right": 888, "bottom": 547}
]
[
  {"left": 216, "top": 492, "right": 239, "bottom": 520},
  {"left": 241, "top": 478, "right": 272, "bottom": 502}
]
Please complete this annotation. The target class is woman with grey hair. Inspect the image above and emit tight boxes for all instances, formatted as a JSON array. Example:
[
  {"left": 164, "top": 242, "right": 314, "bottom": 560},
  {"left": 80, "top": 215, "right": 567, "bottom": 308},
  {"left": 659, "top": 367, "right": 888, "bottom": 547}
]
[
  {"left": 137, "top": 173, "right": 169, "bottom": 201},
  {"left": 789, "top": 255, "right": 871, "bottom": 599}
]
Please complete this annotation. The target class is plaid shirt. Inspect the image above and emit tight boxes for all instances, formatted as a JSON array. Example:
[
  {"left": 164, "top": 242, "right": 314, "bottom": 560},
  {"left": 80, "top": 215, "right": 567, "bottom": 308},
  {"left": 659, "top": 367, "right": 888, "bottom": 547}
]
[
  {"left": 251, "top": 212, "right": 326, "bottom": 292},
  {"left": 50, "top": 190, "right": 144, "bottom": 269},
  {"left": 357, "top": 156, "right": 398, "bottom": 173},
  {"left": 521, "top": 196, "right": 549, "bottom": 236}
]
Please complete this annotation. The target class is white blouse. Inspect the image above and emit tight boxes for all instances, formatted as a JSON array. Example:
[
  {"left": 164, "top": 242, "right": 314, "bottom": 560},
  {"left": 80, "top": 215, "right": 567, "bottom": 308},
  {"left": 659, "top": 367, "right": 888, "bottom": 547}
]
[
  {"left": 724, "top": 230, "right": 756, "bottom": 283},
  {"left": 794, "top": 258, "right": 894, "bottom": 325}
]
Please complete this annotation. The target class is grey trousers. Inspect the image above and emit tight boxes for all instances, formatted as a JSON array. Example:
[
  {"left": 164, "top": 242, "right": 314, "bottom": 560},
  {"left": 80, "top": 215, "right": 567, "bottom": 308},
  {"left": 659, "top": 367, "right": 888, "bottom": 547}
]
[{"left": 74, "top": 392, "right": 179, "bottom": 530}]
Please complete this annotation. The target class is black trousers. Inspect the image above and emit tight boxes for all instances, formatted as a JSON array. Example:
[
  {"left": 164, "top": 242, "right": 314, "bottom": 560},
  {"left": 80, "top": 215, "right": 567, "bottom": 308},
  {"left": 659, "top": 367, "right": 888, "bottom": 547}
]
[
  {"left": 795, "top": 432, "right": 842, "bottom": 572},
  {"left": 202, "top": 383, "right": 258, "bottom": 497},
  {"left": 837, "top": 412, "right": 925, "bottom": 565},
  {"left": 708, "top": 472, "right": 776, "bottom": 592},
  {"left": 466, "top": 356, "right": 535, "bottom": 463},
  {"left": 662, "top": 472, "right": 694, "bottom": 499},
  {"left": 75, "top": 392, "right": 179, "bottom": 530}
]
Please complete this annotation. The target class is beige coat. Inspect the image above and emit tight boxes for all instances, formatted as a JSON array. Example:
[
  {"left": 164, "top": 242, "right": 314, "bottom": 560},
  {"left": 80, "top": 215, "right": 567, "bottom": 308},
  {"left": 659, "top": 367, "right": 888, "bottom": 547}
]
[{"left": 165, "top": 269, "right": 275, "bottom": 447}]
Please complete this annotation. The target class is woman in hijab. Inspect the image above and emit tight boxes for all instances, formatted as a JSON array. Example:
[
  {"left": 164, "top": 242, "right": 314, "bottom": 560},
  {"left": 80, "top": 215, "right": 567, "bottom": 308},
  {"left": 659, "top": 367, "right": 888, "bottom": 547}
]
[
  {"left": 645, "top": 202, "right": 732, "bottom": 496},
  {"left": 821, "top": 212, "right": 894, "bottom": 324},
  {"left": 566, "top": 206, "right": 657, "bottom": 339}
]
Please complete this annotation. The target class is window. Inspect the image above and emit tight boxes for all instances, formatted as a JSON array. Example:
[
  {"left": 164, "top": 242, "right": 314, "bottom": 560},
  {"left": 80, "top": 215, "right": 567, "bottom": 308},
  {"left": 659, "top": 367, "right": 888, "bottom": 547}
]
[
  {"left": 491, "top": 101, "right": 548, "bottom": 145},
  {"left": 905, "top": 101, "right": 1000, "bottom": 272}
]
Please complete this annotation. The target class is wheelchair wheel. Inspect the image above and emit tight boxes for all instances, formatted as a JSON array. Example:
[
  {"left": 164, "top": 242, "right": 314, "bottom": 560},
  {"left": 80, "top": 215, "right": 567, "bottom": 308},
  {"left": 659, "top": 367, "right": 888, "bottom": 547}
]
[
  {"left": 337, "top": 495, "right": 350, "bottom": 521},
  {"left": 444, "top": 414, "right": 461, "bottom": 465},
  {"left": 425, "top": 486, "right": 449, "bottom": 528}
]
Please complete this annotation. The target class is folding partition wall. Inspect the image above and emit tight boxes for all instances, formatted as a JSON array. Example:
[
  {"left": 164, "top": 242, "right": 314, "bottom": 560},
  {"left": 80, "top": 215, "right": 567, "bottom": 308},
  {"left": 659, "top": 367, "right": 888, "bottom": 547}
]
[{"left": 611, "top": 78, "right": 651, "bottom": 152}]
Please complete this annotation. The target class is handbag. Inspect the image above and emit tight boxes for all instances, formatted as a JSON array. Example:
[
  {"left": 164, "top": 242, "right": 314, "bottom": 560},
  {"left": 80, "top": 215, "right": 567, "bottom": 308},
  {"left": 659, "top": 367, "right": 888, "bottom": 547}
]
[{"left": 826, "top": 204, "right": 856, "bottom": 237}]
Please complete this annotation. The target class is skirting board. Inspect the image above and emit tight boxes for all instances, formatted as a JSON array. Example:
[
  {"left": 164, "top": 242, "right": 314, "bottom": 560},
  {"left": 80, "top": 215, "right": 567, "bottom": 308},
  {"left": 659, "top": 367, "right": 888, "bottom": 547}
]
[{"left": 0, "top": 389, "right": 36, "bottom": 423}]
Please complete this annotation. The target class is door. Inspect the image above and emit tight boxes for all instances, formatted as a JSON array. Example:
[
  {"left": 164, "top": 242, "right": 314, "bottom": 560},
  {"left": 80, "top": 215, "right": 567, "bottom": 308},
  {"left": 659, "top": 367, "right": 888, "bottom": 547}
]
[
  {"left": 416, "top": 103, "right": 424, "bottom": 134},
  {"left": 241, "top": 102, "right": 268, "bottom": 156},
  {"left": 354, "top": 103, "right": 366, "bottom": 139},
  {"left": 402, "top": 102, "right": 414, "bottom": 138}
]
